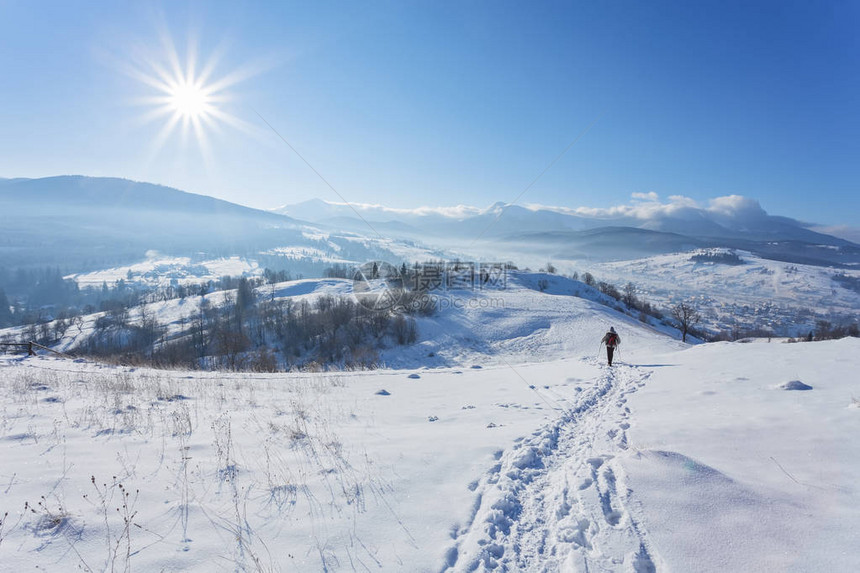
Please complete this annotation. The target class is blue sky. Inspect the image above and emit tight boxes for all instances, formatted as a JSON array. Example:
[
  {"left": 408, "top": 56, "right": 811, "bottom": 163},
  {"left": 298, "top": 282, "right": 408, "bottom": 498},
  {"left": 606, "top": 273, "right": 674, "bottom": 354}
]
[{"left": 1, "top": 1, "right": 858, "bottom": 229}]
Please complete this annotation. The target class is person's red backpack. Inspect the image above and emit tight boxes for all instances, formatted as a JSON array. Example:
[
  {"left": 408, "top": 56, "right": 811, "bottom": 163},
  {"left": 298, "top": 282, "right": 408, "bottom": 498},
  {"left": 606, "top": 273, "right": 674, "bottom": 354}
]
[{"left": 606, "top": 332, "right": 618, "bottom": 347}]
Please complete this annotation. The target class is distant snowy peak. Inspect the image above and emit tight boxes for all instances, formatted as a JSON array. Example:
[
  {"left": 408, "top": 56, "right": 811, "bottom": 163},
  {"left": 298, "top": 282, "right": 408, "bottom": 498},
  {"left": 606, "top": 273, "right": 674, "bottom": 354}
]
[{"left": 272, "top": 194, "right": 856, "bottom": 247}]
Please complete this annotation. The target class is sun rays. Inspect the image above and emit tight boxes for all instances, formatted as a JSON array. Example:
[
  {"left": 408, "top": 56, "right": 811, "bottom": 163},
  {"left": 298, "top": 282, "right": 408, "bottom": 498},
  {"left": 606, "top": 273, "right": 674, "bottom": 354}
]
[{"left": 121, "top": 28, "right": 259, "bottom": 164}]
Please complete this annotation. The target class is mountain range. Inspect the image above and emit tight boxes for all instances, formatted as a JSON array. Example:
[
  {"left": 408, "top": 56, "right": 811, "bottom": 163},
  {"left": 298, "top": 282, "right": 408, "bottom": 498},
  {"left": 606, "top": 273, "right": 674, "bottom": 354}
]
[
  {"left": 274, "top": 195, "right": 860, "bottom": 267},
  {"left": 2, "top": 175, "right": 859, "bottom": 274}
]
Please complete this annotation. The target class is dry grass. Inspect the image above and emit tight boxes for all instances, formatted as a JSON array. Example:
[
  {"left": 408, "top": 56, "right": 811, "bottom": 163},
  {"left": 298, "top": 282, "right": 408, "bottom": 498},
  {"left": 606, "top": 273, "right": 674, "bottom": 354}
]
[{"left": 0, "top": 359, "right": 374, "bottom": 571}]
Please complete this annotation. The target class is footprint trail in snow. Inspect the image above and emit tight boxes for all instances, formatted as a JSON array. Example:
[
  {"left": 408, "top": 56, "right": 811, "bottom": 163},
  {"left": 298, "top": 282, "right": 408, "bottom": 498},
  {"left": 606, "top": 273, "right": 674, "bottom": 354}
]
[{"left": 444, "top": 361, "right": 662, "bottom": 572}]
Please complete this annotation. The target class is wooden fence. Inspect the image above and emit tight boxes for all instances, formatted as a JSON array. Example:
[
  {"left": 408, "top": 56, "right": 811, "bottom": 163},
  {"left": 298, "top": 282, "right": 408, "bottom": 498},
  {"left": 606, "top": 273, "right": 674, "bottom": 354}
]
[{"left": 0, "top": 341, "right": 73, "bottom": 359}]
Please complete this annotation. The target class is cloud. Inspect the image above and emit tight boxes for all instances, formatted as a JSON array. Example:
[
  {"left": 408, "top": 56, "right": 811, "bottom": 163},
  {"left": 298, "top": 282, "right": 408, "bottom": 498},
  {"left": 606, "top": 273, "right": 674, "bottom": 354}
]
[
  {"left": 706, "top": 195, "right": 766, "bottom": 220},
  {"left": 528, "top": 193, "right": 706, "bottom": 221},
  {"left": 666, "top": 195, "right": 699, "bottom": 208},
  {"left": 521, "top": 192, "right": 795, "bottom": 233},
  {"left": 409, "top": 205, "right": 484, "bottom": 218},
  {"left": 631, "top": 191, "right": 659, "bottom": 202}
]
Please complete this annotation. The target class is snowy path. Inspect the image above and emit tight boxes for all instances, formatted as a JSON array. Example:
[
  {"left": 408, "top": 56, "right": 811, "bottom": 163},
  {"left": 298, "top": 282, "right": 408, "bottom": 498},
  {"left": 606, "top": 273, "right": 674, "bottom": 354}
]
[
  {"left": 445, "top": 361, "right": 661, "bottom": 572},
  {"left": 3, "top": 339, "right": 859, "bottom": 571}
]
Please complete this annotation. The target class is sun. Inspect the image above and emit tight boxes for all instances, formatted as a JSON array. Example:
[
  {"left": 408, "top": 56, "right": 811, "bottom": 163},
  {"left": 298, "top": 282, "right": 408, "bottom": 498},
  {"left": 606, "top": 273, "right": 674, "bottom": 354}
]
[
  {"left": 168, "top": 81, "right": 212, "bottom": 119},
  {"left": 121, "top": 29, "right": 257, "bottom": 160}
]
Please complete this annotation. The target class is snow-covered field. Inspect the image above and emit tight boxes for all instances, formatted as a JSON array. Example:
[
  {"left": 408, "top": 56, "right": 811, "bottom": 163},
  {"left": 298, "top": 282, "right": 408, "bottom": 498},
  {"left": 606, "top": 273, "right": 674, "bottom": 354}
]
[
  {"left": 590, "top": 250, "right": 860, "bottom": 335},
  {"left": 1, "top": 281, "right": 859, "bottom": 571},
  {"left": 624, "top": 338, "right": 860, "bottom": 572},
  {"left": 64, "top": 233, "right": 452, "bottom": 292},
  {"left": 66, "top": 255, "right": 262, "bottom": 289}
]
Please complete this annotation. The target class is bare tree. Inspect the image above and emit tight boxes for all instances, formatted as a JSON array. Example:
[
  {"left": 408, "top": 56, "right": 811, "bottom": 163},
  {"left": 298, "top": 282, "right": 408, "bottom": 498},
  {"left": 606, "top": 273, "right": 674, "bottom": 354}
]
[
  {"left": 622, "top": 282, "right": 637, "bottom": 309},
  {"left": 138, "top": 302, "right": 163, "bottom": 356},
  {"left": 671, "top": 302, "right": 701, "bottom": 342}
]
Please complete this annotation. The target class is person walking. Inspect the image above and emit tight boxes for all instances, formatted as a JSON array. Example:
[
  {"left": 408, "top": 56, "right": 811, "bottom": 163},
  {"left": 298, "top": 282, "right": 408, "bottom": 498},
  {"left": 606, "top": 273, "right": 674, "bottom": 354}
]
[{"left": 601, "top": 327, "right": 620, "bottom": 366}]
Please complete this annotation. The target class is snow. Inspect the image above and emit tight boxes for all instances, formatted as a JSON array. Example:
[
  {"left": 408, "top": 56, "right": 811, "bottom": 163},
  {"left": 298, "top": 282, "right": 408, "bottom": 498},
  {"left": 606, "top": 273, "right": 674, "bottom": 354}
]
[
  {"left": 623, "top": 339, "right": 860, "bottom": 572},
  {"left": 0, "top": 357, "right": 607, "bottom": 571},
  {"left": 1, "top": 278, "right": 859, "bottom": 571},
  {"left": 371, "top": 271, "right": 685, "bottom": 369},
  {"left": 269, "top": 277, "right": 354, "bottom": 299},
  {"left": 63, "top": 234, "right": 451, "bottom": 291},
  {"left": 66, "top": 255, "right": 261, "bottom": 288},
  {"left": 590, "top": 250, "right": 860, "bottom": 335},
  {"left": 259, "top": 246, "right": 352, "bottom": 263},
  {"left": 301, "top": 230, "right": 332, "bottom": 242}
]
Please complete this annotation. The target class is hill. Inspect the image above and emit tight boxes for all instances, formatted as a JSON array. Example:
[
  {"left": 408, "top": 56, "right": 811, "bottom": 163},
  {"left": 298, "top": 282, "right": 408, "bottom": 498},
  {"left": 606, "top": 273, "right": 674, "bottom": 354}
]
[
  {"left": 0, "top": 175, "right": 307, "bottom": 270},
  {"left": 592, "top": 249, "right": 860, "bottom": 337},
  {"left": 0, "top": 271, "right": 683, "bottom": 370},
  {"left": 0, "top": 283, "right": 857, "bottom": 571}
]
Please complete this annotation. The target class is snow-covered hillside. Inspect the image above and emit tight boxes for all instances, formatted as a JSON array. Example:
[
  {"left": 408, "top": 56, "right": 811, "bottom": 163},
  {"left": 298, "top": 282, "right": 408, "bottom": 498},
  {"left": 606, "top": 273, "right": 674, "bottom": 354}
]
[
  {"left": 67, "top": 255, "right": 263, "bottom": 289},
  {"left": 376, "top": 271, "right": 686, "bottom": 368},
  {"left": 62, "top": 236, "right": 450, "bottom": 291},
  {"left": 590, "top": 250, "right": 860, "bottom": 336},
  {"left": 2, "top": 271, "right": 679, "bottom": 369},
  {"left": 1, "top": 282, "right": 858, "bottom": 571}
]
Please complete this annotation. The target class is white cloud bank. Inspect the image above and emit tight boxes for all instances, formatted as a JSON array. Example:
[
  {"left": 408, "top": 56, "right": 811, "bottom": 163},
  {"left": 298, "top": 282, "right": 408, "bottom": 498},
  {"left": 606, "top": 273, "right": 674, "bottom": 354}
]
[
  {"left": 524, "top": 193, "right": 770, "bottom": 224},
  {"left": 278, "top": 193, "right": 859, "bottom": 242},
  {"left": 309, "top": 193, "right": 765, "bottom": 223}
]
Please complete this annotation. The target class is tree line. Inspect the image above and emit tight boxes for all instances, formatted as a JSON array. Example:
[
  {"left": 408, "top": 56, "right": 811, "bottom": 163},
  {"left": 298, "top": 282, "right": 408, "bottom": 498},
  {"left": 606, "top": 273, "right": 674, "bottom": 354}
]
[{"left": 69, "top": 277, "right": 425, "bottom": 371}]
